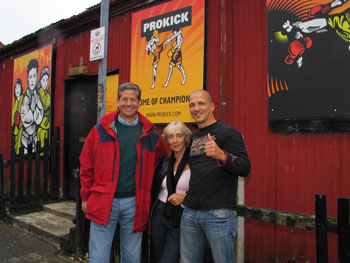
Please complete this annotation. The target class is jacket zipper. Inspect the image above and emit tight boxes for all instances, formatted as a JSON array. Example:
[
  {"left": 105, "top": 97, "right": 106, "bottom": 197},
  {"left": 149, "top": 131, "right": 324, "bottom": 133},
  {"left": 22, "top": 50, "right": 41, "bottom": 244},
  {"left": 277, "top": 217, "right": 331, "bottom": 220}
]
[
  {"left": 138, "top": 127, "right": 153, "bottom": 189},
  {"left": 112, "top": 148, "right": 117, "bottom": 182},
  {"left": 139, "top": 149, "right": 143, "bottom": 189}
]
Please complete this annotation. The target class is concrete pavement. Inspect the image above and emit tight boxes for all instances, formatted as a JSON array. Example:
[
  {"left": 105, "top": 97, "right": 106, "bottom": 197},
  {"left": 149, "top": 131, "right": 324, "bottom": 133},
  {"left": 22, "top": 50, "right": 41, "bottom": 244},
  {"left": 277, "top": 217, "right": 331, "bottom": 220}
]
[{"left": 0, "top": 221, "right": 74, "bottom": 263}]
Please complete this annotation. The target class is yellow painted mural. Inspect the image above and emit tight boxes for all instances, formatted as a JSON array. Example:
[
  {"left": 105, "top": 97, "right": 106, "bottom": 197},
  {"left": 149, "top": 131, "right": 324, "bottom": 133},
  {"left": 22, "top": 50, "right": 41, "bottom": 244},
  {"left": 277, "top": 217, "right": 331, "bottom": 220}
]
[
  {"left": 130, "top": 0, "right": 205, "bottom": 123},
  {"left": 106, "top": 74, "right": 119, "bottom": 114},
  {"left": 12, "top": 45, "right": 52, "bottom": 154}
]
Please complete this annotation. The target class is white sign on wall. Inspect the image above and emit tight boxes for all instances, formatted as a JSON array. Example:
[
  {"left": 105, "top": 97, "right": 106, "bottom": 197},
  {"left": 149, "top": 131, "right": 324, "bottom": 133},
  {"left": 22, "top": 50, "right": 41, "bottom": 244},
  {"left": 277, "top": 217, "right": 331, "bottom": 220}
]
[{"left": 90, "top": 27, "right": 105, "bottom": 61}]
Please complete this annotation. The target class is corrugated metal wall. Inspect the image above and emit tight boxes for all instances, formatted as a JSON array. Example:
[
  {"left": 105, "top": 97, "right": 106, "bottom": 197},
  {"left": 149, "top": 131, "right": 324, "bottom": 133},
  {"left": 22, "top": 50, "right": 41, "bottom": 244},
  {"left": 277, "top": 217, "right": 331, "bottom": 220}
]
[
  {"left": 0, "top": 57, "right": 14, "bottom": 160},
  {"left": 53, "top": 13, "right": 133, "bottom": 179},
  {"left": 1, "top": 0, "right": 349, "bottom": 261},
  {"left": 54, "top": 11, "right": 133, "bottom": 117},
  {"left": 108, "top": 14, "right": 132, "bottom": 83},
  {"left": 219, "top": 0, "right": 350, "bottom": 261}
]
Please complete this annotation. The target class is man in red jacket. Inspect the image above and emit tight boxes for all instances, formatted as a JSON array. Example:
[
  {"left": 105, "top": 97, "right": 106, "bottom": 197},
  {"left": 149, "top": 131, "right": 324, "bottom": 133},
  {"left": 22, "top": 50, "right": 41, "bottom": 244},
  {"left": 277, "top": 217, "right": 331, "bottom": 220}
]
[{"left": 79, "top": 82, "right": 168, "bottom": 263}]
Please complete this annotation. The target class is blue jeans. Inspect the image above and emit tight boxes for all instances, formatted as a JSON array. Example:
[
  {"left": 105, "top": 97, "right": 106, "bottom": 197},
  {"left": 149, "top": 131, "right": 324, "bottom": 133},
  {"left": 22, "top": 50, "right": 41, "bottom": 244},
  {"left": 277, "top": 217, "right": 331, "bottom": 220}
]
[
  {"left": 151, "top": 200, "right": 180, "bottom": 263},
  {"left": 89, "top": 197, "right": 142, "bottom": 263},
  {"left": 180, "top": 208, "right": 238, "bottom": 263}
]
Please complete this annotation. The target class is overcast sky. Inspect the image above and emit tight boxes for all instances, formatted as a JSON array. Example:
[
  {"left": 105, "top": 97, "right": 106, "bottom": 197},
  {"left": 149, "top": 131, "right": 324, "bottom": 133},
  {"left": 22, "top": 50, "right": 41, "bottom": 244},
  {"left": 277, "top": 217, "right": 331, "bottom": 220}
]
[{"left": 0, "top": 0, "right": 101, "bottom": 45}]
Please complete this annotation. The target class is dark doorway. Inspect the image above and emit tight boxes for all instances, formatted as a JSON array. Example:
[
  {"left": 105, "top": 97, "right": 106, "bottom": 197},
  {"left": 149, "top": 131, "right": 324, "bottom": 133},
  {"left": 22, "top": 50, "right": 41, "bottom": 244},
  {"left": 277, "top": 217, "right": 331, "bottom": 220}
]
[{"left": 64, "top": 77, "right": 97, "bottom": 199}]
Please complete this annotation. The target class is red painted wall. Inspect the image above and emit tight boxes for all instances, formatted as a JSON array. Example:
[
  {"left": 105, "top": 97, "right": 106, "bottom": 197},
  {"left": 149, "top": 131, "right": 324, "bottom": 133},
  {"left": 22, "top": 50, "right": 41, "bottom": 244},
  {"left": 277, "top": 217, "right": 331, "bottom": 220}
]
[
  {"left": 226, "top": 0, "right": 350, "bottom": 262},
  {"left": 0, "top": 57, "right": 14, "bottom": 161},
  {"left": 0, "top": 0, "right": 349, "bottom": 261}
]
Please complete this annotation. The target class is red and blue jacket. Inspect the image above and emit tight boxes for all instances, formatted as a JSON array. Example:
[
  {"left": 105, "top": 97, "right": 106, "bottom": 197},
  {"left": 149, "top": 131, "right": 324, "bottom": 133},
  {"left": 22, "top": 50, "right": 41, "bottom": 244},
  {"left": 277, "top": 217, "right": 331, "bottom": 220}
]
[{"left": 79, "top": 110, "right": 168, "bottom": 231}]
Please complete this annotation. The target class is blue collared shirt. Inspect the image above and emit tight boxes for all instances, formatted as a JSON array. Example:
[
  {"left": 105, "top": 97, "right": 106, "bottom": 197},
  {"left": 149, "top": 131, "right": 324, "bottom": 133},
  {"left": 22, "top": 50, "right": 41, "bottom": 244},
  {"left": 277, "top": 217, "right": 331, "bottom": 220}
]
[{"left": 118, "top": 114, "right": 139, "bottom": 126}]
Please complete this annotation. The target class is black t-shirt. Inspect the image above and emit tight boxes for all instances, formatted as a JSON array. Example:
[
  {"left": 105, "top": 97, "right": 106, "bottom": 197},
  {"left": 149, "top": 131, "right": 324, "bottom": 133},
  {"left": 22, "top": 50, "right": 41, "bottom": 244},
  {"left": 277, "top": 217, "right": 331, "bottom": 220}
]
[{"left": 183, "top": 121, "right": 250, "bottom": 210}]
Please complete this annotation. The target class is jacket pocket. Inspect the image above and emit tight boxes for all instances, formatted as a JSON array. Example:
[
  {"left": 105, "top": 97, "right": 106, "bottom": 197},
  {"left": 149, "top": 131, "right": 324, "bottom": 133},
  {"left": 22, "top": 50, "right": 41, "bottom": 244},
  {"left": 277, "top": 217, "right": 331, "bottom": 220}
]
[
  {"left": 86, "top": 184, "right": 114, "bottom": 223},
  {"left": 86, "top": 191, "right": 108, "bottom": 217}
]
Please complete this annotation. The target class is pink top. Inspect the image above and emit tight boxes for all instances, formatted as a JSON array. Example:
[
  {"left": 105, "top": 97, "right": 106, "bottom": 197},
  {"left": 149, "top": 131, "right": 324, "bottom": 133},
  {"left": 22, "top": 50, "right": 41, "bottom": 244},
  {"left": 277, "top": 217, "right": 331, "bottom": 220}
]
[{"left": 158, "top": 169, "right": 191, "bottom": 206}]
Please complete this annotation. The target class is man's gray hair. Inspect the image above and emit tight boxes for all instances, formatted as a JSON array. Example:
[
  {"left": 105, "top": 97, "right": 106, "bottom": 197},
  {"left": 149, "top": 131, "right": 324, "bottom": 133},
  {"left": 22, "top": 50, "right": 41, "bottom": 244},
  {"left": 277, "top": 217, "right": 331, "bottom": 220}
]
[{"left": 118, "top": 82, "right": 141, "bottom": 100}]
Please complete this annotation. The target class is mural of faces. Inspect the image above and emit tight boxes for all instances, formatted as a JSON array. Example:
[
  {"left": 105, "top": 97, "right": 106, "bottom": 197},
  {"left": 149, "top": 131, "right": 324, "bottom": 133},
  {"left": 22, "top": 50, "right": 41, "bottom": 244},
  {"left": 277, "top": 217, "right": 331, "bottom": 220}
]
[
  {"left": 14, "top": 83, "right": 22, "bottom": 100},
  {"left": 28, "top": 67, "right": 38, "bottom": 91},
  {"left": 41, "top": 74, "right": 49, "bottom": 90}
]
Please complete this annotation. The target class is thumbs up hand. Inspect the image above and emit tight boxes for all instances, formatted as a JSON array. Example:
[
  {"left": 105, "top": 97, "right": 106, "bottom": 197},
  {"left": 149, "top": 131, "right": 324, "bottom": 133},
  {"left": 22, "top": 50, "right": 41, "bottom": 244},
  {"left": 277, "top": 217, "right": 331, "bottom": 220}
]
[{"left": 205, "top": 133, "right": 227, "bottom": 162}]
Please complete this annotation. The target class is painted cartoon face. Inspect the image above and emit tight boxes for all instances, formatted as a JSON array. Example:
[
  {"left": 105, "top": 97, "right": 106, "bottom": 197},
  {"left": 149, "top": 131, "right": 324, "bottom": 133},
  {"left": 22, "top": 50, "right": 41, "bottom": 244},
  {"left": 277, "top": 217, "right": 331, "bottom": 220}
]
[
  {"left": 28, "top": 68, "right": 38, "bottom": 90},
  {"left": 117, "top": 89, "right": 140, "bottom": 122},
  {"left": 166, "top": 129, "right": 187, "bottom": 153},
  {"left": 41, "top": 75, "right": 49, "bottom": 90},
  {"left": 152, "top": 30, "right": 159, "bottom": 39},
  {"left": 15, "top": 83, "right": 22, "bottom": 99},
  {"left": 328, "top": 14, "right": 350, "bottom": 42}
]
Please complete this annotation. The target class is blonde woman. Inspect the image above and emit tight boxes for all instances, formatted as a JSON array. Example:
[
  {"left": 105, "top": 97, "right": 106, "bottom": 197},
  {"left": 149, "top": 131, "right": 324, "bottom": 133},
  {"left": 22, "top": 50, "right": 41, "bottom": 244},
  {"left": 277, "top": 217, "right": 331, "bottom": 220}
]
[{"left": 151, "top": 120, "right": 191, "bottom": 263}]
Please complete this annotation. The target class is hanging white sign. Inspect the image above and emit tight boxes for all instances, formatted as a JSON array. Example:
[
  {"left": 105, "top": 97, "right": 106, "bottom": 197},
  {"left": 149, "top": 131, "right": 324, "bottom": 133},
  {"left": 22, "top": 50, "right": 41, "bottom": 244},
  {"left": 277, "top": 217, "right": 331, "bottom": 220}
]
[{"left": 90, "top": 27, "right": 105, "bottom": 61}]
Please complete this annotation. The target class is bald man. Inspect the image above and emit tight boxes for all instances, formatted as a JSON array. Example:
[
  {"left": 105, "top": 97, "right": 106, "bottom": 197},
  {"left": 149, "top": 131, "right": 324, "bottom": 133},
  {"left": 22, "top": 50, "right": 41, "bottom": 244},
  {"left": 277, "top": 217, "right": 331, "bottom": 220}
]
[{"left": 180, "top": 90, "right": 251, "bottom": 263}]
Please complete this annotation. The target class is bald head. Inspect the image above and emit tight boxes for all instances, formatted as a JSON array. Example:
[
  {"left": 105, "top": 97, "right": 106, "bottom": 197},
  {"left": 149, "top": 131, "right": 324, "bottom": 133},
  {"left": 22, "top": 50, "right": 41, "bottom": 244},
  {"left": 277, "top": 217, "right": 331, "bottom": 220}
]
[{"left": 191, "top": 89, "right": 213, "bottom": 103}]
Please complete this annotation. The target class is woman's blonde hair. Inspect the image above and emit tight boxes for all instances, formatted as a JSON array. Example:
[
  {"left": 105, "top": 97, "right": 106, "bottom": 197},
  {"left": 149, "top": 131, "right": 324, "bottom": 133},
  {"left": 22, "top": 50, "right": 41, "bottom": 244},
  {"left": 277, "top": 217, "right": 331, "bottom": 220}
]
[{"left": 163, "top": 120, "right": 192, "bottom": 142}]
